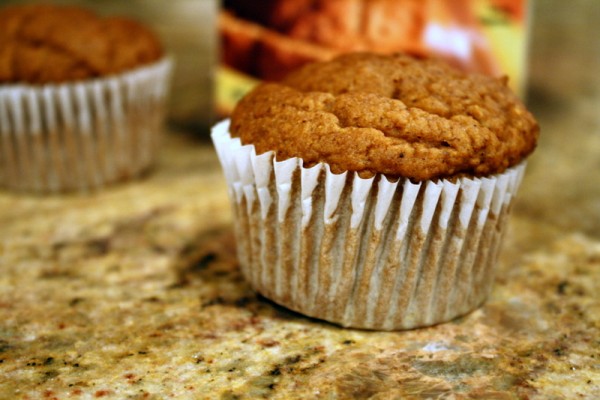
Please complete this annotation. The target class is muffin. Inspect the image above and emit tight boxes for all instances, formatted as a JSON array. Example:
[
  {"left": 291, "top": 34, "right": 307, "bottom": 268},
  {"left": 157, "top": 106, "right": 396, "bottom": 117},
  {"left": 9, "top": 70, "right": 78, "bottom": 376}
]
[
  {"left": 0, "top": 4, "right": 172, "bottom": 192},
  {"left": 212, "top": 53, "right": 538, "bottom": 330}
]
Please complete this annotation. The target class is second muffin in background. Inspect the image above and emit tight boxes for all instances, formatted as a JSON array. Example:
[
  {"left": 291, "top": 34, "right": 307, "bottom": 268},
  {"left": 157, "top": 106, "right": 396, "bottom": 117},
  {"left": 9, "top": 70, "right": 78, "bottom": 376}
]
[
  {"left": 0, "top": 4, "right": 172, "bottom": 193},
  {"left": 213, "top": 53, "right": 539, "bottom": 330}
]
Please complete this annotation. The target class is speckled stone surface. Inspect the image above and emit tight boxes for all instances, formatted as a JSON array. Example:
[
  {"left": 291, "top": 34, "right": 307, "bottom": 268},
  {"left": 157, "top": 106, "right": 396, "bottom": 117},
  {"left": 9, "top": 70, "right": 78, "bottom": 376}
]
[
  {"left": 1, "top": 1, "right": 600, "bottom": 399},
  {"left": 0, "top": 130, "right": 599, "bottom": 399}
]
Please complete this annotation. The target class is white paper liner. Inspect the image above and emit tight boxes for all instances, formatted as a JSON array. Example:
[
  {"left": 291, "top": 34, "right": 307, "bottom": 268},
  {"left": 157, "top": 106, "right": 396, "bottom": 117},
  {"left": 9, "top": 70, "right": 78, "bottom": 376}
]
[
  {"left": 0, "top": 58, "right": 173, "bottom": 193},
  {"left": 212, "top": 119, "right": 526, "bottom": 330}
]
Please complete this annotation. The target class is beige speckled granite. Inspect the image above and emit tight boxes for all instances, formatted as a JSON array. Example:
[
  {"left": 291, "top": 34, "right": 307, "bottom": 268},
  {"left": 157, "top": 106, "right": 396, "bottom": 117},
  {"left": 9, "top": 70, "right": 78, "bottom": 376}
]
[
  {"left": 0, "top": 127, "right": 598, "bottom": 399},
  {"left": 1, "top": 0, "right": 600, "bottom": 398}
]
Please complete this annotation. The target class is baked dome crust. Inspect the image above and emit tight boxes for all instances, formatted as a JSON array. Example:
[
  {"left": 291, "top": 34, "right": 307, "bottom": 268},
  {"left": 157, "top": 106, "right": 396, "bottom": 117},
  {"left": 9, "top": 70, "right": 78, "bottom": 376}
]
[
  {"left": 230, "top": 53, "right": 539, "bottom": 181},
  {"left": 0, "top": 4, "right": 163, "bottom": 84}
]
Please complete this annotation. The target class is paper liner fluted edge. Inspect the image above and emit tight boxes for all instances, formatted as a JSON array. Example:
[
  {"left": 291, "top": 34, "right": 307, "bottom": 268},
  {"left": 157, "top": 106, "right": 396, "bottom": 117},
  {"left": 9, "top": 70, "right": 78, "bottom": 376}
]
[
  {"left": 212, "top": 119, "right": 526, "bottom": 330},
  {"left": 0, "top": 57, "right": 173, "bottom": 193}
]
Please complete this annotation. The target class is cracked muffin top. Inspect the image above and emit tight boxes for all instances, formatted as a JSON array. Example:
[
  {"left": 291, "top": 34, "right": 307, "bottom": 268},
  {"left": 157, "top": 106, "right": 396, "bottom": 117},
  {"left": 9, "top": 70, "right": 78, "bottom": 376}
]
[
  {"left": 0, "top": 4, "right": 163, "bottom": 84},
  {"left": 230, "top": 53, "right": 539, "bottom": 181}
]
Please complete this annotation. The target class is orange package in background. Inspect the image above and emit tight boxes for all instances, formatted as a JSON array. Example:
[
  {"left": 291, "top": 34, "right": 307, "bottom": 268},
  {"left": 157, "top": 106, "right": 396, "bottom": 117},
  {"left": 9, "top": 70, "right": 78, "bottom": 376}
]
[{"left": 216, "top": 0, "right": 531, "bottom": 117}]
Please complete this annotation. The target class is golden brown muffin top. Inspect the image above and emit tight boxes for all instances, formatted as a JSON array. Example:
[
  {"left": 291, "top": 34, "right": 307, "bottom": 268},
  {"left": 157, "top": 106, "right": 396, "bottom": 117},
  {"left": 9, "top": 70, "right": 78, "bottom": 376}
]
[
  {"left": 230, "top": 53, "right": 539, "bottom": 181},
  {"left": 0, "top": 4, "right": 163, "bottom": 84}
]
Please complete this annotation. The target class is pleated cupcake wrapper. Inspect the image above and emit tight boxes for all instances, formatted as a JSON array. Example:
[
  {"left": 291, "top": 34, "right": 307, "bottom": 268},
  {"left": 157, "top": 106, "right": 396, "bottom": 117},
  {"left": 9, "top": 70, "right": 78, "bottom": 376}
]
[
  {"left": 0, "top": 58, "right": 173, "bottom": 193},
  {"left": 212, "top": 120, "right": 526, "bottom": 330}
]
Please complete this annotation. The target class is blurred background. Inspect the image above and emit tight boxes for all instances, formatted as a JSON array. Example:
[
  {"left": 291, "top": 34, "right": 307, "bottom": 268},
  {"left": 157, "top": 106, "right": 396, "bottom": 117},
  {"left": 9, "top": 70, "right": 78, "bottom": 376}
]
[
  {"left": 524, "top": 0, "right": 600, "bottom": 238},
  {"left": 1, "top": 0, "right": 217, "bottom": 132},
  {"left": 0, "top": 0, "right": 598, "bottom": 235}
]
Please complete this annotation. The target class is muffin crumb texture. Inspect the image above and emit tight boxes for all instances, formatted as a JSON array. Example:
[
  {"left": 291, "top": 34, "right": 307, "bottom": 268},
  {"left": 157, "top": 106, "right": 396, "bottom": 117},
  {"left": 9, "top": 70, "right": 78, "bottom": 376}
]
[
  {"left": 231, "top": 53, "right": 539, "bottom": 180},
  {"left": 0, "top": 4, "right": 163, "bottom": 84}
]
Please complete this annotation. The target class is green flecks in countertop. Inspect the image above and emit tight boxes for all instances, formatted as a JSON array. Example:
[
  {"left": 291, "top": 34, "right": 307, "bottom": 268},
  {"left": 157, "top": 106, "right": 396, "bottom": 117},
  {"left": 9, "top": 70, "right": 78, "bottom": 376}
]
[{"left": 411, "top": 354, "right": 497, "bottom": 381}]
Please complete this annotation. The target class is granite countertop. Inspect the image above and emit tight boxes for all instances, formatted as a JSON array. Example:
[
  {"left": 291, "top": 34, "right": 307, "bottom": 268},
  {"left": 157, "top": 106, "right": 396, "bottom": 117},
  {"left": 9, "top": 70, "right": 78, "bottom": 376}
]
[
  {"left": 1, "top": 1, "right": 600, "bottom": 399},
  {"left": 1, "top": 129, "right": 599, "bottom": 399}
]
